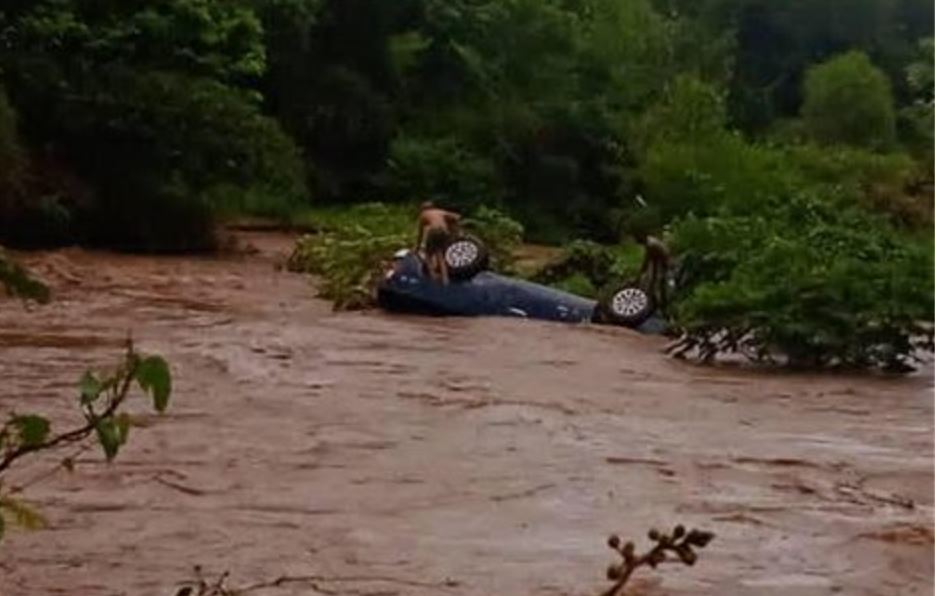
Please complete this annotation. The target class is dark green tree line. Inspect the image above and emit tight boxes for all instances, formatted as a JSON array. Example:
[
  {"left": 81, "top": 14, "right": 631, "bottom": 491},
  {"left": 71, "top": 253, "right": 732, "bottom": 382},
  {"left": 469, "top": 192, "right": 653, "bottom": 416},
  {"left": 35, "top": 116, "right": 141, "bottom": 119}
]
[{"left": 2, "top": 0, "right": 931, "bottom": 248}]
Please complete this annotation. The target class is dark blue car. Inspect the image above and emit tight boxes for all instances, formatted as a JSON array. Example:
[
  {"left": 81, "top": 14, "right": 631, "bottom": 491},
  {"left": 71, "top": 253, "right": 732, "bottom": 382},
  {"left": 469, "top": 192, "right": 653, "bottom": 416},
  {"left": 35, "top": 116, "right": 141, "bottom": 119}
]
[{"left": 377, "top": 243, "right": 668, "bottom": 335}]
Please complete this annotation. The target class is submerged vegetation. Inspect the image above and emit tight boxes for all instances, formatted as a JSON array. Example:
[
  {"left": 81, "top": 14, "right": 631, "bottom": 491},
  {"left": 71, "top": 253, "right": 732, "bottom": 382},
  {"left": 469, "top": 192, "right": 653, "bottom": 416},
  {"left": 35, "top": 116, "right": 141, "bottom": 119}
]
[
  {"left": 286, "top": 203, "right": 523, "bottom": 309},
  {"left": 287, "top": 204, "right": 411, "bottom": 310}
]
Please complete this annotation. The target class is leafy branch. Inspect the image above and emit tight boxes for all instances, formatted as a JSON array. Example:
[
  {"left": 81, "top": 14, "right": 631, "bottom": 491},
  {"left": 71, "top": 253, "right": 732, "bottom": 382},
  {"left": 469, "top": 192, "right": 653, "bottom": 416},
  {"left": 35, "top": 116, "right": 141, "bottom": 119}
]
[
  {"left": 601, "top": 525, "right": 715, "bottom": 596},
  {"left": 0, "top": 341, "right": 172, "bottom": 541}
]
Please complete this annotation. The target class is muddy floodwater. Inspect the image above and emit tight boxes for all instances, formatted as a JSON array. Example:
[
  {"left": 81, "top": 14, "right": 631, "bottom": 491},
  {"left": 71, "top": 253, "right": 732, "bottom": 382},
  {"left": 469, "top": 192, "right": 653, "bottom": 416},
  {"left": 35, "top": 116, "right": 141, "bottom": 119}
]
[{"left": 1, "top": 233, "right": 932, "bottom": 596}]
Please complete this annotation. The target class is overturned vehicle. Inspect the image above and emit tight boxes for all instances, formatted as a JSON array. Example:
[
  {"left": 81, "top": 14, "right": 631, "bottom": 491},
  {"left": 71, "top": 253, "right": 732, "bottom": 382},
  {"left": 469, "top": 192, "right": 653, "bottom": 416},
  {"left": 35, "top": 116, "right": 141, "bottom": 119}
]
[{"left": 376, "top": 236, "right": 668, "bottom": 335}]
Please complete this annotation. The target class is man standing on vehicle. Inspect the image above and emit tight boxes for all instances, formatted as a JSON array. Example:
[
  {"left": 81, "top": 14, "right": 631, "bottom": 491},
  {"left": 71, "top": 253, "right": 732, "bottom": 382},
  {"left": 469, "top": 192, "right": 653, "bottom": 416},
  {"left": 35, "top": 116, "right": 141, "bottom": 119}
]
[
  {"left": 634, "top": 229, "right": 671, "bottom": 313},
  {"left": 416, "top": 201, "right": 461, "bottom": 284}
]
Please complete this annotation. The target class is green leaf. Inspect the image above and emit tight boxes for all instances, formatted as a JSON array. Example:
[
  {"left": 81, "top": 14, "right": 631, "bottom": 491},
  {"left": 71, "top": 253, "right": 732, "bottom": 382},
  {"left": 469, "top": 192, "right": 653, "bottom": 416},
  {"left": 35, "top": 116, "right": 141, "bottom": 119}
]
[
  {"left": 95, "top": 419, "right": 120, "bottom": 461},
  {"left": 0, "top": 497, "right": 47, "bottom": 530},
  {"left": 136, "top": 356, "right": 171, "bottom": 413},
  {"left": 11, "top": 415, "right": 50, "bottom": 448},
  {"left": 79, "top": 371, "right": 103, "bottom": 404},
  {"left": 115, "top": 413, "right": 131, "bottom": 445}
]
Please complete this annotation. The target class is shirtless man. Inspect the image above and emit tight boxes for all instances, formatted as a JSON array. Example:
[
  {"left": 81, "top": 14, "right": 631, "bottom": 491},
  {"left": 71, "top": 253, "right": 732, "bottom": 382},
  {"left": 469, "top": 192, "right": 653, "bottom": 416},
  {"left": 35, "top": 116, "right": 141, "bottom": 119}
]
[
  {"left": 635, "top": 230, "right": 671, "bottom": 312},
  {"left": 416, "top": 201, "right": 460, "bottom": 284}
]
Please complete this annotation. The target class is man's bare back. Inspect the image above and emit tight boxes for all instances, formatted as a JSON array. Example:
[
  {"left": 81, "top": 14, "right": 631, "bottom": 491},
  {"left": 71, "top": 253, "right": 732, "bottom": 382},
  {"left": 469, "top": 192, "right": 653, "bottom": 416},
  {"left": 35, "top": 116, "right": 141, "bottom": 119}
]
[
  {"left": 418, "top": 208, "right": 459, "bottom": 232},
  {"left": 416, "top": 202, "right": 460, "bottom": 283}
]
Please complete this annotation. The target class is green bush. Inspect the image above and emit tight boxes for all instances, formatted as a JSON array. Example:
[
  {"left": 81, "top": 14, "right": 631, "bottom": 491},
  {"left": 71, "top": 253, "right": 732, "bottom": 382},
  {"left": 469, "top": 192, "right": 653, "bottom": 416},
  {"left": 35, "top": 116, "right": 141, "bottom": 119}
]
[
  {"left": 0, "top": 87, "right": 88, "bottom": 247},
  {"left": 0, "top": 3, "right": 308, "bottom": 251},
  {"left": 898, "top": 38, "right": 934, "bottom": 179},
  {"left": 60, "top": 73, "right": 307, "bottom": 250},
  {"left": 0, "top": 86, "right": 28, "bottom": 238},
  {"left": 643, "top": 130, "right": 926, "bottom": 227},
  {"left": 801, "top": 51, "right": 897, "bottom": 150},
  {"left": 83, "top": 174, "right": 217, "bottom": 253},
  {"left": 641, "top": 134, "right": 793, "bottom": 220},
  {"left": 782, "top": 144, "right": 929, "bottom": 227},
  {"left": 288, "top": 229, "right": 408, "bottom": 310},
  {"left": 461, "top": 205, "right": 524, "bottom": 272},
  {"left": 637, "top": 75, "right": 728, "bottom": 151},
  {"left": 384, "top": 135, "right": 502, "bottom": 213},
  {"left": 531, "top": 239, "right": 642, "bottom": 295},
  {"left": 287, "top": 203, "right": 413, "bottom": 309},
  {"left": 670, "top": 193, "right": 934, "bottom": 370}
]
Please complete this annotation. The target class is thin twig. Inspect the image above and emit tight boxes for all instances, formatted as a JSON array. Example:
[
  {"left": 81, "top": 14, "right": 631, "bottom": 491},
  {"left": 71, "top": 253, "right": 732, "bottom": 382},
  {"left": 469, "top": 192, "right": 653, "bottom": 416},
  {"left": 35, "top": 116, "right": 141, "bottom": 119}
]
[
  {"left": 7, "top": 444, "right": 94, "bottom": 494},
  {"left": 173, "top": 568, "right": 459, "bottom": 596},
  {"left": 239, "top": 573, "right": 460, "bottom": 593},
  {"left": 601, "top": 525, "right": 714, "bottom": 596}
]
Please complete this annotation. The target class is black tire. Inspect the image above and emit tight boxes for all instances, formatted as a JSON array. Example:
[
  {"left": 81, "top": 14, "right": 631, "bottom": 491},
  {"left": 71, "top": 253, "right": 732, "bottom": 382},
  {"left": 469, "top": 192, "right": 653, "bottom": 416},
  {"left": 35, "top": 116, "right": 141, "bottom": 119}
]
[
  {"left": 444, "top": 235, "right": 490, "bottom": 280},
  {"left": 598, "top": 284, "right": 655, "bottom": 328}
]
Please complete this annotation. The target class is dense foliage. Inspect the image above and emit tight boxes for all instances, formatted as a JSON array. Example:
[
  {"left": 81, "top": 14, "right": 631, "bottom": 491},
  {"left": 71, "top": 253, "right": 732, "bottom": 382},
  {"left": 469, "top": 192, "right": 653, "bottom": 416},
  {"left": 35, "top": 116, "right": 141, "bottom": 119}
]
[
  {"left": 530, "top": 240, "right": 641, "bottom": 299},
  {"left": 3, "top": 0, "right": 928, "bottom": 245},
  {"left": 1, "top": 0, "right": 931, "bottom": 367},
  {"left": 287, "top": 203, "right": 411, "bottom": 309},
  {"left": 0, "top": 0, "right": 306, "bottom": 250},
  {"left": 802, "top": 51, "right": 897, "bottom": 150},
  {"left": 670, "top": 195, "right": 933, "bottom": 369}
]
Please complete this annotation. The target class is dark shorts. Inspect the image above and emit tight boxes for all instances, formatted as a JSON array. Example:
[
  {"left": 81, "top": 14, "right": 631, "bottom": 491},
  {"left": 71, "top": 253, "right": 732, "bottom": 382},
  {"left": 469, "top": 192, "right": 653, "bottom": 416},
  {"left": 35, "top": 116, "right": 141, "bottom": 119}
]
[{"left": 425, "top": 227, "right": 450, "bottom": 254}]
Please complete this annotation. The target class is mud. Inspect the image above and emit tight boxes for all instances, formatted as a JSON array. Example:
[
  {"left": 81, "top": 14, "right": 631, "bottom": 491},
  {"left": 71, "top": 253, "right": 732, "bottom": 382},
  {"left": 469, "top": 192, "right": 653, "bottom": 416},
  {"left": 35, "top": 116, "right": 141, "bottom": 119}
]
[{"left": 0, "top": 232, "right": 931, "bottom": 596}]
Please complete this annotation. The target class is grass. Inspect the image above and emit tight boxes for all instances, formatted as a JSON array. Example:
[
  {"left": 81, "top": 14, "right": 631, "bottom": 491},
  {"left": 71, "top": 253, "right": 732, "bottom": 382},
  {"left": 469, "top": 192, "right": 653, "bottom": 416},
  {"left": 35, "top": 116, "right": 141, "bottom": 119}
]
[{"left": 288, "top": 203, "right": 415, "bottom": 237}]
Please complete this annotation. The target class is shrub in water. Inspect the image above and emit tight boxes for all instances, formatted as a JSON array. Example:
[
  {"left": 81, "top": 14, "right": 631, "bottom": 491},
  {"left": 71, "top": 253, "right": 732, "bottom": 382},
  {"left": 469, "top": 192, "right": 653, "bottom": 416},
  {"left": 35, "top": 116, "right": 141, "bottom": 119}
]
[
  {"left": 461, "top": 206, "right": 524, "bottom": 272},
  {"left": 670, "top": 192, "right": 933, "bottom": 369}
]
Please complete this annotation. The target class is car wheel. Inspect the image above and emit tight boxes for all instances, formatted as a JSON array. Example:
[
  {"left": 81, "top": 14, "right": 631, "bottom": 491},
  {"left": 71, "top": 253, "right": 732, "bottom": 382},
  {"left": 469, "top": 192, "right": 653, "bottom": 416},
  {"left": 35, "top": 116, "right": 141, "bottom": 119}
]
[
  {"left": 445, "top": 235, "right": 489, "bottom": 280},
  {"left": 600, "top": 285, "right": 655, "bottom": 327}
]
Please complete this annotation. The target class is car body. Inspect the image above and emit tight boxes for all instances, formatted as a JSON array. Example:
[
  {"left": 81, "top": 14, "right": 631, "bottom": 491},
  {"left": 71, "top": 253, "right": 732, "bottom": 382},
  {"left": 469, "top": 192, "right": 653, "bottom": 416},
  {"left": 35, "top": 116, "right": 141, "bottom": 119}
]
[{"left": 377, "top": 251, "right": 668, "bottom": 334}]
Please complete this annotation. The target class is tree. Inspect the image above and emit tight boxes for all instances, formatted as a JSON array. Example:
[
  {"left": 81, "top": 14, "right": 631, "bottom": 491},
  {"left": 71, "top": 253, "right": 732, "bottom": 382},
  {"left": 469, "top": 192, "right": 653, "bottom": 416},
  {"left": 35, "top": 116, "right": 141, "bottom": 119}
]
[
  {"left": 639, "top": 75, "right": 728, "bottom": 149},
  {"left": 0, "top": 0, "right": 308, "bottom": 250},
  {"left": 801, "top": 51, "right": 896, "bottom": 150},
  {"left": 899, "top": 38, "right": 934, "bottom": 168},
  {"left": 0, "top": 86, "right": 24, "bottom": 202}
]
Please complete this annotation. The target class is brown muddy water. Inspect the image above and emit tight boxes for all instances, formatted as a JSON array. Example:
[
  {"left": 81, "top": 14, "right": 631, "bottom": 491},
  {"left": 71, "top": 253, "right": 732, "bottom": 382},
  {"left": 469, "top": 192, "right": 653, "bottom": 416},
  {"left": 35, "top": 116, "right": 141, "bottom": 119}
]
[{"left": 0, "top": 232, "right": 932, "bottom": 596}]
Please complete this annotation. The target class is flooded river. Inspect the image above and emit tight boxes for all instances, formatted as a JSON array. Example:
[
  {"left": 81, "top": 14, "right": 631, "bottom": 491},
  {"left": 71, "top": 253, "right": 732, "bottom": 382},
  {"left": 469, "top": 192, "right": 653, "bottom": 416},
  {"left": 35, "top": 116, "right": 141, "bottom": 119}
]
[{"left": 0, "top": 232, "right": 931, "bottom": 596}]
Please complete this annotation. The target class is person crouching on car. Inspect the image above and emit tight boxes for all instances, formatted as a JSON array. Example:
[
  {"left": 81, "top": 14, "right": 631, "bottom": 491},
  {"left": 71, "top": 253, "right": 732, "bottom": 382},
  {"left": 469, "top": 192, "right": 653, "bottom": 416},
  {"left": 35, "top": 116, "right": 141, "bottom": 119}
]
[{"left": 416, "top": 201, "right": 461, "bottom": 284}]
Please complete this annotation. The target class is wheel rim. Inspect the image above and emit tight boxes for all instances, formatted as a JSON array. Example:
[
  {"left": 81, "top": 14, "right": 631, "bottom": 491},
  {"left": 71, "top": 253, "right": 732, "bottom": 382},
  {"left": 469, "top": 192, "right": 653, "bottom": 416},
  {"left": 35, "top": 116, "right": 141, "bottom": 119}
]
[
  {"left": 445, "top": 240, "right": 479, "bottom": 268},
  {"left": 610, "top": 287, "right": 649, "bottom": 318}
]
